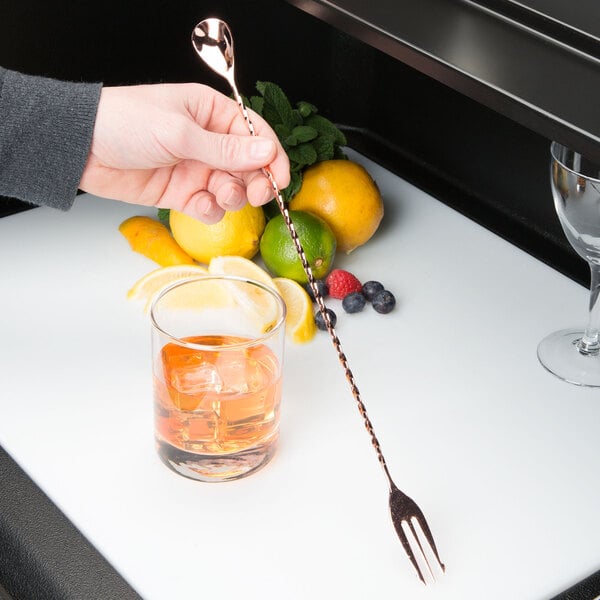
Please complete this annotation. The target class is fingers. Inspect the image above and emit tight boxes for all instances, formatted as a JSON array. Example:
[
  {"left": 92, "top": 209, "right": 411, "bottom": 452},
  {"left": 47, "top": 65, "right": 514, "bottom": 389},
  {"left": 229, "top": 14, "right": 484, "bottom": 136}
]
[
  {"left": 184, "top": 191, "right": 225, "bottom": 224},
  {"left": 207, "top": 171, "right": 247, "bottom": 212},
  {"left": 180, "top": 87, "right": 291, "bottom": 191},
  {"left": 239, "top": 111, "right": 291, "bottom": 191},
  {"left": 176, "top": 125, "right": 289, "bottom": 208},
  {"left": 179, "top": 124, "right": 278, "bottom": 173},
  {"left": 159, "top": 167, "right": 247, "bottom": 224},
  {"left": 244, "top": 171, "right": 278, "bottom": 207}
]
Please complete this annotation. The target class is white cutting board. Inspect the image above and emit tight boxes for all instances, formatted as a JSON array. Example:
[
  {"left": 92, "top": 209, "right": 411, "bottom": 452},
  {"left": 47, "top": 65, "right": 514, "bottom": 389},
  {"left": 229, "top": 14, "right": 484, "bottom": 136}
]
[{"left": 0, "top": 151, "right": 598, "bottom": 599}]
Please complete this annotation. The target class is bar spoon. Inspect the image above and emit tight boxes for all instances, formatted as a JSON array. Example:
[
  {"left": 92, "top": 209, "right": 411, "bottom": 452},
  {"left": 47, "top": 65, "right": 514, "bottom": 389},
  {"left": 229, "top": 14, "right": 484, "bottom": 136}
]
[{"left": 191, "top": 17, "right": 445, "bottom": 583}]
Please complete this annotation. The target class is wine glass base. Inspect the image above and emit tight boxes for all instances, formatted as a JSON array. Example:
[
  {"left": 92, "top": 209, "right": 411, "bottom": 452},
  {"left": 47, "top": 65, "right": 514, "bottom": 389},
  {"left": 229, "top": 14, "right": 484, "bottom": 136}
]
[{"left": 537, "top": 329, "right": 600, "bottom": 387}]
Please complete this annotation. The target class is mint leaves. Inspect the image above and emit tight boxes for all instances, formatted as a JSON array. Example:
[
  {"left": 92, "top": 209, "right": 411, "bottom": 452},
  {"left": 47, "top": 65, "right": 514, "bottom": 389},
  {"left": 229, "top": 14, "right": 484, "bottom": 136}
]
[
  {"left": 248, "top": 81, "right": 347, "bottom": 202},
  {"left": 157, "top": 208, "right": 171, "bottom": 227}
]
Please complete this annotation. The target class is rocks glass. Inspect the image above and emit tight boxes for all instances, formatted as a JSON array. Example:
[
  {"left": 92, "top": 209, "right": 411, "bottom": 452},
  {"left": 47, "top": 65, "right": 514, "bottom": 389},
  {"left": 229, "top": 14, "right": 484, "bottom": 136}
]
[{"left": 151, "top": 276, "right": 286, "bottom": 481}]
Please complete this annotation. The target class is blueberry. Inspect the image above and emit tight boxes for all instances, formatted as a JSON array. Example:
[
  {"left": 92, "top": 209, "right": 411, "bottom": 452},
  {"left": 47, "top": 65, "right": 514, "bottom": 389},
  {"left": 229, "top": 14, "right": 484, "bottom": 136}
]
[
  {"left": 305, "top": 279, "right": 329, "bottom": 301},
  {"left": 372, "top": 290, "right": 396, "bottom": 314},
  {"left": 314, "top": 307, "right": 337, "bottom": 330},
  {"left": 362, "top": 280, "right": 384, "bottom": 301},
  {"left": 342, "top": 292, "right": 366, "bottom": 313}
]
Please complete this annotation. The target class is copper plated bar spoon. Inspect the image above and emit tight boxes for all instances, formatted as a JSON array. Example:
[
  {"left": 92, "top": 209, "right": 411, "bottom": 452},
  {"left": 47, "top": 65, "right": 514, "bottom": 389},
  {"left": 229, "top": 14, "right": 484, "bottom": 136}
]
[{"left": 191, "top": 17, "right": 445, "bottom": 583}]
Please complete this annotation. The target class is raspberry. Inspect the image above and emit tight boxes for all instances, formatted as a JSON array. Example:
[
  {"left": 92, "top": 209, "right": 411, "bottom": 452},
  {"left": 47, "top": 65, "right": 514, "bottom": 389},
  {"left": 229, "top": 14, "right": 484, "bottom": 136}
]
[
  {"left": 325, "top": 269, "right": 362, "bottom": 299},
  {"left": 342, "top": 292, "right": 366, "bottom": 313}
]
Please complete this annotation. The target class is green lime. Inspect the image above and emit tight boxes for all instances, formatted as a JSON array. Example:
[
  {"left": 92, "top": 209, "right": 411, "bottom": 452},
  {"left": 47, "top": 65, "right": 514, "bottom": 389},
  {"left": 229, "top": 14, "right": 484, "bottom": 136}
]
[{"left": 259, "top": 210, "right": 337, "bottom": 283}]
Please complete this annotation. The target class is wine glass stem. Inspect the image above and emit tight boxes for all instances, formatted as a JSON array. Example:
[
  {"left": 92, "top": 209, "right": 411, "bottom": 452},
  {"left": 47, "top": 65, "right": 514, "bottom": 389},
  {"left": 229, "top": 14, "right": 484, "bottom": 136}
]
[{"left": 578, "top": 262, "right": 600, "bottom": 355}]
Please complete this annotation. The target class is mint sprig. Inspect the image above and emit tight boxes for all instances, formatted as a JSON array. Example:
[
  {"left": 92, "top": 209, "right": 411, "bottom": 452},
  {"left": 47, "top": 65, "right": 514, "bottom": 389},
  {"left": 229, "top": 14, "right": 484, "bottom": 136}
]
[{"left": 248, "top": 81, "right": 347, "bottom": 203}]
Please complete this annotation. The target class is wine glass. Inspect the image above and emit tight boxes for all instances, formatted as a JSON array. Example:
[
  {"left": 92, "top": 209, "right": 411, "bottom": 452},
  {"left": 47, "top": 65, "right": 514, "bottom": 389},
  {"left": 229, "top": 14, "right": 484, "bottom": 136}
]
[{"left": 537, "top": 141, "right": 600, "bottom": 387}]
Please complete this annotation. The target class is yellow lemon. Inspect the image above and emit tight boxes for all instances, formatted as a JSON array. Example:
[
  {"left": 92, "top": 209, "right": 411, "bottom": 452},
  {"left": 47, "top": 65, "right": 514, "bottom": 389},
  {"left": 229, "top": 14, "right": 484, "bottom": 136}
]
[
  {"left": 259, "top": 211, "right": 336, "bottom": 284},
  {"left": 127, "top": 264, "right": 209, "bottom": 312},
  {"left": 289, "top": 160, "right": 384, "bottom": 253},
  {"left": 273, "top": 277, "right": 316, "bottom": 344},
  {"left": 169, "top": 204, "right": 266, "bottom": 264}
]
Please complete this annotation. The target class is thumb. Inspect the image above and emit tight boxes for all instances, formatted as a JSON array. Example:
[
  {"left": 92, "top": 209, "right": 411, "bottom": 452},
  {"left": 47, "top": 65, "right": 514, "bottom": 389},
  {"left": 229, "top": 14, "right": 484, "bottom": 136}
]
[{"left": 181, "top": 125, "right": 277, "bottom": 171}]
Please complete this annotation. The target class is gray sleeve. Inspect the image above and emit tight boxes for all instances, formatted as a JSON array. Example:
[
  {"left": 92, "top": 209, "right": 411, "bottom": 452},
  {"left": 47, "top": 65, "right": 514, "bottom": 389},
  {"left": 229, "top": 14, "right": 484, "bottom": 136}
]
[{"left": 0, "top": 67, "right": 102, "bottom": 211}]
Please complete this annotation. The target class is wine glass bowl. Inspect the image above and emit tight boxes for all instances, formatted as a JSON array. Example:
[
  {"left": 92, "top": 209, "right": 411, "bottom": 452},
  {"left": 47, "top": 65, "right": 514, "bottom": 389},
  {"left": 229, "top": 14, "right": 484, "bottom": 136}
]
[
  {"left": 537, "top": 142, "right": 600, "bottom": 386},
  {"left": 551, "top": 145, "right": 600, "bottom": 264}
]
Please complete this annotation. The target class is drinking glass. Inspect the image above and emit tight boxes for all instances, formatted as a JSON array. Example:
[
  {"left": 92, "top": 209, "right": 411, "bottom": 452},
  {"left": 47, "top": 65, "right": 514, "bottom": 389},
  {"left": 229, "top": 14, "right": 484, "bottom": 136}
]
[
  {"left": 151, "top": 275, "right": 286, "bottom": 481},
  {"left": 537, "top": 141, "right": 600, "bottom": 386}
]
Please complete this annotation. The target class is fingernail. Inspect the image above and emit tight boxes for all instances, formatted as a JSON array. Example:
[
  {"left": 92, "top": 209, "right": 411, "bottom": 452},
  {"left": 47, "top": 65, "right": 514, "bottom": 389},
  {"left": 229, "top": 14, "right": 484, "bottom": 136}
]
[
  {"left": 200, "top": 199, "right": 218, "bottom": 220},
  {"left": 261, "top": 187, "right": 273, "bottom": 204},
  {"left": 223, "top": 187, "right": 243, "bottom": 210},
  {"left": 250, "top": 139, "right": 274, "bottom": 161},
  {"left": 199, "top": 203, "right": 224, "bottom": 224}
]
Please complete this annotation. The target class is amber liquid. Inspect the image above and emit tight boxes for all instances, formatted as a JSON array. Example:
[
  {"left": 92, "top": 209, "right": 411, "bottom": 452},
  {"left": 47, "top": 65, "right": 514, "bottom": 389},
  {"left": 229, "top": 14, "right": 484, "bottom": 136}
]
[{"left": 154, "top": 335, "right": 281, "bottom": 459}]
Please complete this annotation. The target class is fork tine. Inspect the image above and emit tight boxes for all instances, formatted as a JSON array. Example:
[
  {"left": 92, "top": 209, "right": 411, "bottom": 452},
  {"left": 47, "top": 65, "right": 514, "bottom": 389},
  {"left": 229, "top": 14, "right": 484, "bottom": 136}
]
[
  {"left": 395, "top": 524, "right": 427, "bottom": 584},
  {"left": 407, "top": 517, "right": 436, "bottom": 581},
  {"left": 389, "top": 483, "right": 445, "bottom": 582},
  {"left": 412, "top": 510, "right": 446, "bottom": 573}
]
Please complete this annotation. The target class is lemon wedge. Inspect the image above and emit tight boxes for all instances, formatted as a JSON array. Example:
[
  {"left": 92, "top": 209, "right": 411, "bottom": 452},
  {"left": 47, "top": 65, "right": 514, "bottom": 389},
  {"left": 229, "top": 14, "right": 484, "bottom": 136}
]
[
  {"left": 273, "top": 277, "right": 316, "bottom": 344},
  {"left": 209, "top": 256, "right": 284, "bottom": 332},
  {"left": 127, "top": 264, "right": 209, "bottom": 312},
  {"left": 208, "top": 256, "right": 276, "bottom": 289},
  {"left": 208, "top": 256, "right": 300, "bottom": 333}
]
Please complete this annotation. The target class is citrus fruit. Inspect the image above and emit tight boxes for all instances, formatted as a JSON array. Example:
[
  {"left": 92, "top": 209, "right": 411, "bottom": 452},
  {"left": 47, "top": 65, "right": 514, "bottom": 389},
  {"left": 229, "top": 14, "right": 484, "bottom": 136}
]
[
  {"left": 156, "top": 278, "right": 236, "bottom": 312},
  {"left": 119, "top": 216, "right": 196, "bottom": 266},
  {"left": 169, "top": 204, "right": 266, "bottom": 264},
  {"left": 289, "top": 160, "right": 384, "bottom": 253},
  {"left": 208, "top": 255, "right": 276, "bottom": 289},
  {"left": 273, "top": 278, "right": 316, "bottom": 344},
  {"left": 208, "top": 256, "right": 280, "bottom": 331},
  {"left": 259, "top": 210, "right": 336, "bottom": 284},
  {"left": 127, "top": 264, "right": 209, "bottom": 312}
]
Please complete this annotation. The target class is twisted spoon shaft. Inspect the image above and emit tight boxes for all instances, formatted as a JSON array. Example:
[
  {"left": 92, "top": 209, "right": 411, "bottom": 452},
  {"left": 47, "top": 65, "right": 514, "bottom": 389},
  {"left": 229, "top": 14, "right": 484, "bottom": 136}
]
[{"left": 230, "top": 83, "right": 393, "bottom": 486}]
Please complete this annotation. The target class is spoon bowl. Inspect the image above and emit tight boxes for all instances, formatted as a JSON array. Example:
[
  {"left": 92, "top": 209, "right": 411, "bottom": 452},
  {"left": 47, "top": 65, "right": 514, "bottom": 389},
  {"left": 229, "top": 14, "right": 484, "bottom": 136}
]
[{"left": 191, "top": 18, "right": 236, "bottom": 86}]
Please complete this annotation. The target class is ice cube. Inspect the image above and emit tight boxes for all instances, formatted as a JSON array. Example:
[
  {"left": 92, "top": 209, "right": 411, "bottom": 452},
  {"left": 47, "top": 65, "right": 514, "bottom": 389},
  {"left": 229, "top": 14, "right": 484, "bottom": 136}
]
[
  {"left": 216, "top": 356, "right": 272, "bottom": 395},
  {"left": 170, "top": 361, "right": 223, "bottom": 395},
  {"left": 215, "top": 357, "right": 251, "bottom": 394}
]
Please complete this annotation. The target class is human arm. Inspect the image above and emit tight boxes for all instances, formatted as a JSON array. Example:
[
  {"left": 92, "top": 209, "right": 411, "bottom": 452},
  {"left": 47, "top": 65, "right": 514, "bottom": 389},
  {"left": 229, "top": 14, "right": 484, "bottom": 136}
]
[
  {"left": 0, "top": 67, "right": 101, "bottom": 211},
  {"left": 0, "top": 70, "right": 290, "bottom": 223}
]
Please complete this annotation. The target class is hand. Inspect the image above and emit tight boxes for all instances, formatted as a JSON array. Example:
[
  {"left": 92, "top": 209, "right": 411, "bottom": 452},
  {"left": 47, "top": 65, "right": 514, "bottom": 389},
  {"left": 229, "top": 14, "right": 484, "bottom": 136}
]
[{"left": 79, "top": 83, "right": 290, "bottom": 224}]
